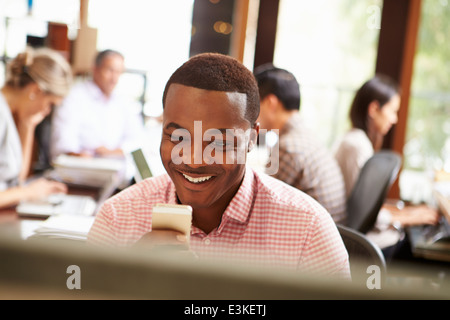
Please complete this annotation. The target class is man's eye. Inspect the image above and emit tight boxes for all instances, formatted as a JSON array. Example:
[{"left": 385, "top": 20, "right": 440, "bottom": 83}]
[
  {"left": 171, "top": 135, "right": 189, "bottom": 143},
  {"left": 213, "top": 140, "right": 224, "bottom": 146},
  {"left": 212, "top": 140, "right": 234, "bottom": 148}
]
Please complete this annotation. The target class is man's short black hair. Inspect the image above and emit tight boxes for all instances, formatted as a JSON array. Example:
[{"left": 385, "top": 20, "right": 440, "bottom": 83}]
[
  {"left": 162, "top": 53, "right": 260, "bottom": 125},
  {"left": 95, "top": 49, "right": 124, "bottom": 67},
  {"left": 254, "top": 63, "right": 301, "bottom": 111}
]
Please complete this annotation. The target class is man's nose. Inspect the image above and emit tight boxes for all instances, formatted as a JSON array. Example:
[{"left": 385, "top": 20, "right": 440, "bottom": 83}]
[{"left": 189, "top": 139, "right": 206, "bottom": 167}]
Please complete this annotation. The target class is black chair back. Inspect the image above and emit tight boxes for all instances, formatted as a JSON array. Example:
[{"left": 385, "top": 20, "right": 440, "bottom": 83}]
[
  {"left": 337, "top": 224, "right": 386, "bottom": 286},
  {"left": 346, "top": 150, "right": 402, "bottom": 233}
]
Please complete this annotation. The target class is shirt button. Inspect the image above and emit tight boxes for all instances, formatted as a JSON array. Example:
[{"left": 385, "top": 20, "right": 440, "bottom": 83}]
[{"left": 203, "top": 238, "right": 211, "bottom": 245}]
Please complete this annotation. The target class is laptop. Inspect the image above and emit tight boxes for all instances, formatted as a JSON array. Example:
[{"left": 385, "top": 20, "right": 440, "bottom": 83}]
[
  {"left": 16, "top": 193, "right": 97, "bottom": 218},
  {"left": 407, "top": 184, "right": 450, "bottom": 262},
  {"left": 17, "top": 149, "right": 155, "bottom": 218},
  {"left": 131, "top": 148, "right": 154, "bottom": 182},
  {"left": 16, "top": 163, "right": 122, "bottom": 218},
  {"left": 16, "top": 175, "right": 120, "bottom": 219}
]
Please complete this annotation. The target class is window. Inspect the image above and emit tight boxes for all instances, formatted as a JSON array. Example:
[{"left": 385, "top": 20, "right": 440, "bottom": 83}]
[
  {"left": 88, "top": 0, "right": 194, "bottom": 117},
  {"left": 1, "top": 0, "right": 193, "bottom": 119},
  {"left": 0, "top": 0, "right": 79, "bottom": 58},
  {"left": 273, "top": 0, "right": 382, "bottom": 147},
  {"left": 400, "top": 0, "right": 450, "bottom": 202}
]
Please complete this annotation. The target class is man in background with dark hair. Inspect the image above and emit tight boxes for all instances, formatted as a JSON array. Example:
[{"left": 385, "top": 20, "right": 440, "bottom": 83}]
[
  {"left": 51, "top": 49, "right": 144, "bottom": 159},
  {"left": 254, "top": 64, "right": 347, "bottom": 224}
]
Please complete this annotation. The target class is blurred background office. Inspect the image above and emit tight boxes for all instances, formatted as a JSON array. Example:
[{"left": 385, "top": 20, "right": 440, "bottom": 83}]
[
  {"left": 0, "top": 0, "right": 449, "bottom": 297},
  {"left": 0, "top": 0, "right": 449, "bottom": 204}
]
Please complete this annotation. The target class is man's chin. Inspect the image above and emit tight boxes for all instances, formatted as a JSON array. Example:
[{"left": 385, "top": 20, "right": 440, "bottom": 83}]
[{"left": 176, "top": 196, "right": 211, "bottom": 210}]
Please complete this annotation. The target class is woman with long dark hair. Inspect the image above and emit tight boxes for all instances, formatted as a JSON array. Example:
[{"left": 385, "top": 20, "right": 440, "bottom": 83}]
[{"left": 334, "top": 74, "right": 438, "bottom": 260}]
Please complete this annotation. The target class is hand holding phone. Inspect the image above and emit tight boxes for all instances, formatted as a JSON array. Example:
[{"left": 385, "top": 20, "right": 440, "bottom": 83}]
[
  {"left": 151, "top": 203, "right": 193, "bottom": 240},
  {"left": 135, "top": 204, "right": 193, "bottom": 249}
]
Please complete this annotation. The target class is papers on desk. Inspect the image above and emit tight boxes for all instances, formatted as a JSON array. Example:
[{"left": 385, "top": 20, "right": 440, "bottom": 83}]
[
  {"left": 50, "top": 154, "right": 124, "bottom": 188},
  {"left": 26, "top": 215, "right": 95, "bottom": 242},
  {"left": 53, "top": 154, "right": 124, "bottom": 171}
]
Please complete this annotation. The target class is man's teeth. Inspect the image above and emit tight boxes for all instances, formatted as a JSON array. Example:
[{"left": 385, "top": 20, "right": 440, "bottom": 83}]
[{"left": 182, "top": 174, "right": 212, "bottom": 183}]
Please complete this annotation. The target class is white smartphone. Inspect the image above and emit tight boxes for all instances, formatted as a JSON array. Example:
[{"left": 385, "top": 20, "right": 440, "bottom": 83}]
[{"left": 151, "top": 203, "right": 193, "bottom": 240}]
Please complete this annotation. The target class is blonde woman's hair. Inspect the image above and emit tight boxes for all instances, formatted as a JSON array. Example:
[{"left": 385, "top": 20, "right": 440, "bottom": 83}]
[{"left": 6, "top": 47, "right": 72, "bottom": 97}]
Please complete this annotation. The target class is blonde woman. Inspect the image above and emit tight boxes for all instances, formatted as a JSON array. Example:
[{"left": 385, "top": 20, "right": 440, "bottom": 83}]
[{"left": 0, "top": 47, "right": 72, "bottom": 209}]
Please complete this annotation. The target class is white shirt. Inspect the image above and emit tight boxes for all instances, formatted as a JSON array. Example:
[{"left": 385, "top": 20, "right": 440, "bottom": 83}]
[
  {"left": 0, "top": 92, "right": 22, "bottom": 190},
  {"left": 50, "top": 80, "right": 144, "bottom": 159},
  {"left": 333, "top": 128, "right": 374, "bottom": 198},
  {"left": 333, "top": 128, "right": 399, "bottom": 248}
]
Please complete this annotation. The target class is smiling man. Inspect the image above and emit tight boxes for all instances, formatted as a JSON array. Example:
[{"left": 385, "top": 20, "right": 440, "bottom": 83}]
[{"left": 87, "top": 53, "right": 350, "bottom": 278}]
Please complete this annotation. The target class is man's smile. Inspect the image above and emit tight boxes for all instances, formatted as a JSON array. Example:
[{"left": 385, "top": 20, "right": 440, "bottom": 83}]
[{"left": 182, "top": 173, "right": 213, "bottom": 184}]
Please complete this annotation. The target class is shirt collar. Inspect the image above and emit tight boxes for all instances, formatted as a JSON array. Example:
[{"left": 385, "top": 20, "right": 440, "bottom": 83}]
[
  {"left": 221, "top": 166, "right": 255, "bottom": 224},
  {"left": 85, "top": 80, "right": 116, "bottom": 102},
  {"left": 166, "top": 180, "right": 179, "bottom": 205},
  {"left": 0, "top": 92, "right": 10, "bottom": 114}
]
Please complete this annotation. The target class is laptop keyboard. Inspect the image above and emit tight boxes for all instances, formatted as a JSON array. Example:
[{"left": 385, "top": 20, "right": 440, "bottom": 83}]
[
  {"left": 421, "top": 216, "right": 450, "bottom": 244},
  {"left": 17, "top": 194, "right": 97, "bottom": 217}
]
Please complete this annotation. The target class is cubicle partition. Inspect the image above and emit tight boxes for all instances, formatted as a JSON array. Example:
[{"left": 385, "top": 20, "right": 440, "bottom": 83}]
[{"left": 0, "top": 232, "right": 449, "bottom": 302}]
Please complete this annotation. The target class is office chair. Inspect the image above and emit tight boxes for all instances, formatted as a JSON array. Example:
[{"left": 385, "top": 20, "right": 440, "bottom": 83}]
[
  {"left": 346, "top": 150, "right": 402, "bottom": 234},
  {"left": 337, "top": 224, "right": 386, "bottom": 286},
  {"left": 34, "top": 112, "right": 53, "bottom": 173}
]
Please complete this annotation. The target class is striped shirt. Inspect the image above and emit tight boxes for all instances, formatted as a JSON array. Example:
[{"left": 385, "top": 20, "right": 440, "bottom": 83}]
[
  {"left": 87, "top": 167, "right": 350, "bottom": 278},
  {"left": 270, "top": 113, "right": 347, "bottom": 224}
]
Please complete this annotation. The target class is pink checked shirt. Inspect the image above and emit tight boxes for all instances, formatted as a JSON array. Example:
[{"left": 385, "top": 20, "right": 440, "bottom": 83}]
[{"left": 88, "top": 167, "right": 350, "bottom": 278}]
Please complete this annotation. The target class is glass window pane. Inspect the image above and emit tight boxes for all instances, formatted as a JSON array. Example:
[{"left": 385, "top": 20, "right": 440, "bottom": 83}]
[
  {"left": 88, "top": 0, "right": 194, "bottom": 117},
  {"left": 274, "top": 0, "right": 382, "bottom": 147},
  {"left": 401, "top": 0, "right": 450, "bottom": 202}
]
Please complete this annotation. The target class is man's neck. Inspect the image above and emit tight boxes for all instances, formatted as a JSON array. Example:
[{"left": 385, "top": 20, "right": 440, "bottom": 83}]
[
  {"left": 276, "top": 110, "right": 298, "bottom": 132},
  {"left": 182, "top": 172, "right": 246, "bottom": 235},
  {"left": 92, "top": 80, "right": 113, "bottom": 99},
  {"left": 191, "top": 207, "right": 225, "bottom": 235}
]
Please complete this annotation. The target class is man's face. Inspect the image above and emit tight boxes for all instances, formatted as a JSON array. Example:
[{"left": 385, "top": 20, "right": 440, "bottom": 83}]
[
  {"left": 93, "top": 54, "right": 124, "bottom": 96},
  {"left": 160, "top": 84, "right": 257, "bottom": 210}
]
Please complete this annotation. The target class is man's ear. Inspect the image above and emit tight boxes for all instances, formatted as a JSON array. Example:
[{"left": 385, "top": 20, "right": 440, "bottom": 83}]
[
  {"left": 265, "top": 94, "right": 280, "bottom": 112},
  {"left": 247, "top": 122, "right": 260, "bottom": 152}
]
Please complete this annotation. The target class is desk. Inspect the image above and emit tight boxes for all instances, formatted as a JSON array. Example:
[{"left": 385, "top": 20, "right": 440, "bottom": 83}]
[{"left": 0, "top": 184, "right": 115, "bottom": 240}]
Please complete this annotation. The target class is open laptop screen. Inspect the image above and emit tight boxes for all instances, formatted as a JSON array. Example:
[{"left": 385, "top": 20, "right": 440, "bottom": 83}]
[{"left": 131, "top": 149, "right": 153, "bottom": 182}]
